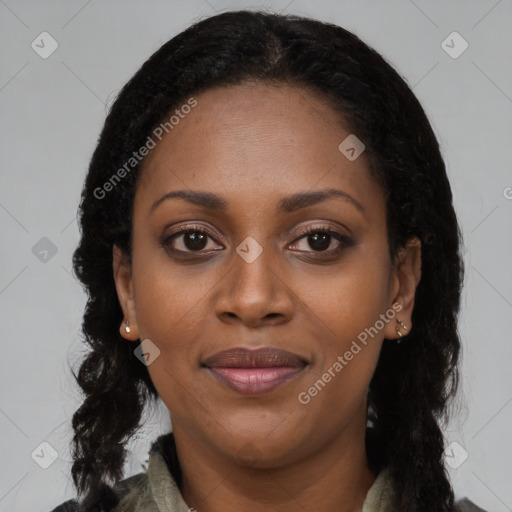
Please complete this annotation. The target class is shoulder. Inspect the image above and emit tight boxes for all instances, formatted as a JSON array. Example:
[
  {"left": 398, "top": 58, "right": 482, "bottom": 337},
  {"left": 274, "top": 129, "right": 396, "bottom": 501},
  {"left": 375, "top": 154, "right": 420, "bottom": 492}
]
[
  {"left": 455, "top": 497, "right": 489, "bottom": 512},
  {"left": 49, "top": 499, "right": 78, "bottom": 512},
  {"left": 48, "top": 472, "right": 148, "bottom": 512},
  {"left": 366, "top": 465, "right": 489, "bottom": 512}
]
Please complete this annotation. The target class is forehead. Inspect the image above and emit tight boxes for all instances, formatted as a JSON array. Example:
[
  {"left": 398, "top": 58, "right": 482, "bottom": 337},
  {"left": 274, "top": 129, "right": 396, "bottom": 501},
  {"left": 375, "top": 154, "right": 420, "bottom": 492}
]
[{"left": 135, "top": 81, "right": 380, "bottom": 215}]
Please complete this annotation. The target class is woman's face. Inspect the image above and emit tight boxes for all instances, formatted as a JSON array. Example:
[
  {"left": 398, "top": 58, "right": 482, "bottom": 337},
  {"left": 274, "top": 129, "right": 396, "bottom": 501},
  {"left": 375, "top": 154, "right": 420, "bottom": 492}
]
[{"left": 114, "top": 81, "right": 420, "bottom": 468}]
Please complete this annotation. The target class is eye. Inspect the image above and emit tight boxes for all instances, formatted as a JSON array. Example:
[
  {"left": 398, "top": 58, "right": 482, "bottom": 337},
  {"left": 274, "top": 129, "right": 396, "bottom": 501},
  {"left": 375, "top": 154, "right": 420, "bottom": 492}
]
[
  {"left": 161, "top": 224, "right": 353, "bottom": 258},
  {"left": 161, "top": 225, "right": 223, "bottom": 253},
  {"left": 289, "top": 226, "right": 352, "bottom": 254}
]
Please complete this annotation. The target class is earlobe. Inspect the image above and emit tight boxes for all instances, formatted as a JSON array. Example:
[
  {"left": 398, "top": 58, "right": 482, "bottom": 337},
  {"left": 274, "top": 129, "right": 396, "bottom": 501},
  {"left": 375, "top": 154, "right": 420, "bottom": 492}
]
[{"left": 112, "top": 244, "right": 140, "bottom": 341}]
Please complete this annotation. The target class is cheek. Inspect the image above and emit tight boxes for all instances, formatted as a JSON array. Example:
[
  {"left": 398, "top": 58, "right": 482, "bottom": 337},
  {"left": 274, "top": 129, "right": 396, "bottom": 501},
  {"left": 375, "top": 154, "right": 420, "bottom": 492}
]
[
  {"left": 293, "top": 251, "right": 390, "bottom": 401},
  {"left": 129, "top": 249, "right": 211, "bottom": 390},
  {"left": 130, "top": 261, "right": 205, "bottom": 417},
  {"left": 301, "top": 251, "right": 391, "bottom": 343},
  {"left": 131, "top": 237, "right": 217, "bottom": 338}
]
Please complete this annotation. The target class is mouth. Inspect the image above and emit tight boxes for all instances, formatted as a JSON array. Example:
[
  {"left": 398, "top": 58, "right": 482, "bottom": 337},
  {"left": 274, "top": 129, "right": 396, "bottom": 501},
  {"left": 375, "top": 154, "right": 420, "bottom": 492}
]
[{"left": 202, "top": 347, "right": 309, "bottom": 395}]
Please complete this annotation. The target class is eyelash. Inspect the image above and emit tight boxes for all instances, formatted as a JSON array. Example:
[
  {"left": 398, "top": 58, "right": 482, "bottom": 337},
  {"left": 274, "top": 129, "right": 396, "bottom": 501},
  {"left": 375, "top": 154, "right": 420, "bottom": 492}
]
[{"left": 161, "top": 224, "right": 352, "bottom": 257}]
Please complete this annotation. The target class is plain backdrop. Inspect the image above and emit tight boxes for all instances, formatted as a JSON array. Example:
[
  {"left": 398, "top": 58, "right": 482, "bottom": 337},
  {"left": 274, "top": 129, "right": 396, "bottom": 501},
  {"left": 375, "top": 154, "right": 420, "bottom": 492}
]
[{"left": 1, "top": 1, "right": 511, "bottom": 511}]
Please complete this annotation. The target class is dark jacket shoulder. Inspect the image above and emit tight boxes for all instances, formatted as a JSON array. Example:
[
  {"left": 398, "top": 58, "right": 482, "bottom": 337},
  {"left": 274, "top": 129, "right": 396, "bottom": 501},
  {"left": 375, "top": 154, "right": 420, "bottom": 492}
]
[
  {"left": 49, "top": 472, "right": 147, "bottom": 512},
  {"left": 49, "top": 499, "right": 78, "bottom": 512},
  {"left": 456, "top": 497, "right": 488, "bottom": 511}
]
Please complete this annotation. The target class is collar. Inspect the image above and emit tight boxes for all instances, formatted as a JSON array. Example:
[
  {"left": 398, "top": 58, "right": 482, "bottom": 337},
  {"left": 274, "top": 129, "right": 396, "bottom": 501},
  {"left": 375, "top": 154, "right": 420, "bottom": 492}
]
[{"left": 115, "top": 432, "right": 396, "bottom": 512}]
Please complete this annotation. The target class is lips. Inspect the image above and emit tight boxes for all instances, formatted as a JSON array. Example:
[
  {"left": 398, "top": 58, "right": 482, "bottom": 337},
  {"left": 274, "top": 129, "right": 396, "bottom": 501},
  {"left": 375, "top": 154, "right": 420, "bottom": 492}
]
[
  {"left": 202, "top": 347, "right": 308, "bottom": 395},
  {"left": 203, "top": 347, "right": 308, "bottom": 368}
]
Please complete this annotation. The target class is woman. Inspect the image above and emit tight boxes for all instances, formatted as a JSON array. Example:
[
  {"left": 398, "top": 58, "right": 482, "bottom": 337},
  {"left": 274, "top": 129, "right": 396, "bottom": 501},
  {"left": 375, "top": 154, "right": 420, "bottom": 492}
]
[{"left": 51, "top": 10, "right": 487, "bottom": 512}]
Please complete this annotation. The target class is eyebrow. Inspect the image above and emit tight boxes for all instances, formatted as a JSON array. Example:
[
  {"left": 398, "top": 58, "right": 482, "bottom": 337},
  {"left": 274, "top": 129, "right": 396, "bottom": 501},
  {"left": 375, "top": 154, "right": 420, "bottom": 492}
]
[{"left": 150, "top": 188, "right": 365, "bottom": 214}]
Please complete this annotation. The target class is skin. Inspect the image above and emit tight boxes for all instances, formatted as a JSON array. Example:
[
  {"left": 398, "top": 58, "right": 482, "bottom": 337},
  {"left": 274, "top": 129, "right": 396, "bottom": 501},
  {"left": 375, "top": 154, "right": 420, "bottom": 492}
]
[{"left": 113, "top": 81, "right": 421, "bottom": 512}]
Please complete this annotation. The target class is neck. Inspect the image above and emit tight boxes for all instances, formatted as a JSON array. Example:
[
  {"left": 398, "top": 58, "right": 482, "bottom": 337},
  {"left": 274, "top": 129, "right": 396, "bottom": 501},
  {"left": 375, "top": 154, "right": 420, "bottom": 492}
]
[{"left": 171, "top": 402, "right": 375, "bottom": 512}]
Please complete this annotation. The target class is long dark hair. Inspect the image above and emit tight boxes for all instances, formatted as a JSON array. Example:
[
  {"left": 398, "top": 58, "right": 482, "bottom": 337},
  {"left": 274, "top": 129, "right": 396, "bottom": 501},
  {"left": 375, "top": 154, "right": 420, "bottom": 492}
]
[{"left": 70, "top": 10, "right": 464, "bottom": 512}]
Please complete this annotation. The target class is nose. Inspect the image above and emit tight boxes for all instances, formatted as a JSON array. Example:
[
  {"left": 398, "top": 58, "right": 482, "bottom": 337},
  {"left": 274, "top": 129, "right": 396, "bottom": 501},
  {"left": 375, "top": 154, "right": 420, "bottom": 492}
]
[{"left": 213, "top": 244, "right": 294, "bottom": 328}]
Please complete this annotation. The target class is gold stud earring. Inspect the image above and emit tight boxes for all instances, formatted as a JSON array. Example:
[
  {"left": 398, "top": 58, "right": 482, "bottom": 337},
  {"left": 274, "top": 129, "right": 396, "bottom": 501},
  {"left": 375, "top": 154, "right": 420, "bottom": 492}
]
[
  {"left": 395, "top": 318, "right": 408, "bottom": 343},
  {"left": 396, "top": 318, "right": 408, "bottom": 331},
  {"left": 125, "top": 320, "right": 131, "bottom": 334}
]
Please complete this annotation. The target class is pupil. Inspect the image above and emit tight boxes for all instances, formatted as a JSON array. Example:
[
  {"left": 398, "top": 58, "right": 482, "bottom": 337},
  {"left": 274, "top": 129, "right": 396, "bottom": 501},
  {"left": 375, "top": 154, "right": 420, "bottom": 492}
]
[
  {"left": 185, "top": 232, "right": 207, "bottom": 251},
  {"left": 309, "top": 233, "right": 330, "bottom": 251}
]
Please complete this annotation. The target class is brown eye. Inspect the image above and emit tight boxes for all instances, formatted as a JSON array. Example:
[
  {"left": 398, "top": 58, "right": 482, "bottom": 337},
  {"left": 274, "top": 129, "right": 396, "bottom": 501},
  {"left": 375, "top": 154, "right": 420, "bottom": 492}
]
[
  {"left": 180, "top": 231, "right": 208, "bottom": 251},
  {"left": 305, "top": 232, "right": 331, "bottom": 251},
  {"left": 161, "top": 226, "right": 222, "bottom": 253},
  {"left": 289, "top": 227, "right": 353, "bottom": 255}
]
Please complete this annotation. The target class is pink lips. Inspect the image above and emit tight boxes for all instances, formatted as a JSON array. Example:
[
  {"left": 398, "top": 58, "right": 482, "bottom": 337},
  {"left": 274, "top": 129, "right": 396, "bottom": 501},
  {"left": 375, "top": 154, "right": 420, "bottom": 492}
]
[{"left": 202, "top": 347, "right": 308, "bottom": 395}]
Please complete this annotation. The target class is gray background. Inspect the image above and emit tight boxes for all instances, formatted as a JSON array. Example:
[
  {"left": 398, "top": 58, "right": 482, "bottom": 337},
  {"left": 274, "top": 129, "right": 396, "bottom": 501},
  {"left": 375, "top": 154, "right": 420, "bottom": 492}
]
[{"left": 1, "top": 1, "right": 511, "bottom": 511}]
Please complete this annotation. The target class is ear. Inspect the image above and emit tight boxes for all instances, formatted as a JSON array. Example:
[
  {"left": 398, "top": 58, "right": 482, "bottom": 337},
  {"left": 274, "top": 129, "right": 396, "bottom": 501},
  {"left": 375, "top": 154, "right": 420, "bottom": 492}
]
[
  {"left": 113, "top": 244, "right": 140, "bottom": 341},
  {"left": 384, "top": 237, "right": 422, "bottom": 341}
]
